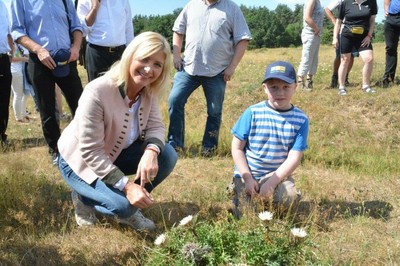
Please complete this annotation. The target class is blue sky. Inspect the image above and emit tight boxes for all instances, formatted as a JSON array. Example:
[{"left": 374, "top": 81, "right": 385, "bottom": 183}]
[{"left": 129, "top": 0, "right": 385, "bottom": 23}]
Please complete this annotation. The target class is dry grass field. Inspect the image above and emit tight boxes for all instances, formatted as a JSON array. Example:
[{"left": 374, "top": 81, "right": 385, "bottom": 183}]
[{"left": 0, "top": 42, "right": 399, "bottom": 265}]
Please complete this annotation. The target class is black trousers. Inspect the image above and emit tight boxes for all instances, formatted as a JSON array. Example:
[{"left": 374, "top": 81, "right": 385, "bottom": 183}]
[
  {"left": 85, "top": 43, "right": 125, "bottom": 82},
  {"left": 28, "top": 59, "right": 83, "bottom": 153},
  {"left": 384, "top": 15, "right": 400, "bottom": 80},
  {"left": 0, "top": 55, "right": 11, "bottom": 141}
]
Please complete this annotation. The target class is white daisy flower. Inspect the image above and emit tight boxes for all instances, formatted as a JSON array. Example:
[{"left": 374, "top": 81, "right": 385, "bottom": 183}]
[
  {"left": 291, "top": 228, "right": 307, "bottom": 238},
  {"left": 258, "top": 211, "right": 273, "bottom": 221},
  {"left": 179, "top": 215, "right": 193, "bottom": 226},
  {"left": 154, "top": 233, "right": 166, "bottom": 246}
]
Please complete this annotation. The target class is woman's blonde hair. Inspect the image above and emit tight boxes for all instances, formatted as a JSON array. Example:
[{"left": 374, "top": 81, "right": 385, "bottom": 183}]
[{"left": 104, "top": 31, "right": 172, "bottom": 95}]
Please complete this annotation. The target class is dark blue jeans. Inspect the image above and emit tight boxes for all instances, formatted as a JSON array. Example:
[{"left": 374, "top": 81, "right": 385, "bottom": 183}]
[
  {"left": 59, "top": 140, "right": 178, "bottom": 218},
  {"left": 384, "top": 15, "right": 400, "bottom": 81},
  {"left": 167, "top": 69, "right": 226, "bottom": 150}
]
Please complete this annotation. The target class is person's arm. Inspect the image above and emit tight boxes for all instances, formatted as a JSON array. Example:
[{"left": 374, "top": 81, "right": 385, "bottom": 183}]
[
  {"left": 304, "top": 0, "right": 320, "bottom": 36},
  {"left": 232, "top": 136, "right": 259, "bottom": 195},
  {"left": 384, "top": 0, "right": 391, "bottom": 17},
  {"left": 333, "top": 17, "right": 342, "bottom": 49},
  {"left": 17, "top": 35, "right": 57, "bottom": 69},
  {"left": 172, "top": 32, "right": 184, "bottom": 71},
  {"left": 259, "top": 150, "right": 303, "bottom": 199},
  {"left": 362, "top": 15, "right": 376, "bottom": 47},
  {"left": 223, "top": 39, "right": 249, "bottom": 82},
  {"left": 69, "top": 30, "right": 83, "bottom": 62},
  {"left": 324, "top": 7, "right": 337, "bottom": 25},
  {"left": 125, "top": 1, "right": 134, "bottom": 43},
  {"left": 84, "top": 0, "right": 101, "bottom": 26}
]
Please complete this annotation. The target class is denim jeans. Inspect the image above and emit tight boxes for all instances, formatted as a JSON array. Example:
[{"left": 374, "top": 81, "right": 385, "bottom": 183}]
[
  {"left": 58, "top": 140, "right": 177, "bottom": 218},
  {"left": 384, "top": 15, "right": 400, "bottom": 81},
  {"left": 168, "top": 69, "right": 226, "bottom": 150}
]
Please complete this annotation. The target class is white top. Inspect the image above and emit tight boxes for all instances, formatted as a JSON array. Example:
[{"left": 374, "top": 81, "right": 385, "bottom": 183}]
[{"left": 77, "top": 0, "right": 134, "bottom": 46}]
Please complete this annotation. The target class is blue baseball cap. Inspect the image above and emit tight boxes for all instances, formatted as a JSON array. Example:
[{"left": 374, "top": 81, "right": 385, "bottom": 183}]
[
  {"left": 51, "top": 49, "right": 70, "bottom": 78},
  {"left": 262, "top": 61, "right": 296, "bottom": 84}
]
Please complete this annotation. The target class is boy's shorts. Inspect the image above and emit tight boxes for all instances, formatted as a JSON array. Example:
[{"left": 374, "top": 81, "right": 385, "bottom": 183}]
[{"left": 232, "top": 172, "right": 300, "bottom": 209}]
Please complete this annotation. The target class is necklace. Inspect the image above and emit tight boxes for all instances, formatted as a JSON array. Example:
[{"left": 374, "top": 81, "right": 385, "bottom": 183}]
[{"left": 129, "top": 90, "right": 142, "bottom": 108}]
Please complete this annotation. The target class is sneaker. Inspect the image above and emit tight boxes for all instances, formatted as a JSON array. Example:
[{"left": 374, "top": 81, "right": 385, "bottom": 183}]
[
  {"left": 362, "top": 86, "right": 376, "bottom": 93},
  {"left": 71, "top": 191, "right": 97, "bottom": 226},
  {"left": 51, "top": 152, "right": 59, "bottom": 166},
  {"left": 306, "top": 79, "right": 313, "bottom": 90},
  {"left": 119, "top": 209, "right": 156, "bottom": 231},
  {"left": 297, "top": 80, "right": 305, "bottom": 90},
  {"left": 338, "top": 88, "right": 347, "bottom": 96},
  {"left": 330, "top": 75, "right": 338, "bottom": 88}
]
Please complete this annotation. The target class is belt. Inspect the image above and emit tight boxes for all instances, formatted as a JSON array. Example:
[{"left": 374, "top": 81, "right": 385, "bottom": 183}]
[
  {"left": 88, "top": 43, "right": 126, "bottom": 53},
  {"left": 389, "top": 13, "right": 400, "bottom": 16},
  {"left": 0, "top": 53, "right": 8, "bottom": 58}
]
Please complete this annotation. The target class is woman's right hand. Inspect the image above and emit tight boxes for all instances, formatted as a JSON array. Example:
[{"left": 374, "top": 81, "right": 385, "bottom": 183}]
[
  {"left": 332, "top": 37, "right": 338, "bottom": 49},
  {"left": 123, "top": 180, "right": 154, "bottom": 209}
]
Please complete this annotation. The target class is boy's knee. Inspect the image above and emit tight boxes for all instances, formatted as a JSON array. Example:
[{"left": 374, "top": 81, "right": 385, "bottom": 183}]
[{"left": 274, "top": 179, "right": 299, "bottom": 209}]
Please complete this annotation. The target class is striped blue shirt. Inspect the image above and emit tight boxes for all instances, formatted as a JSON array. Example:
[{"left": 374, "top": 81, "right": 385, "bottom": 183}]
[{"left": 232, "top": 101, "right": 309, "bottom": 179}]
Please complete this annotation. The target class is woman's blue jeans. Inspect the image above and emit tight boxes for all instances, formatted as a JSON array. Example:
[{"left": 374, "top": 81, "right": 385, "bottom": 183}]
[
  {"left": 167, "top": 69, "right": 226, "bottom": 150},
  {"left": 58, "top": 140, "right": 178, "bottom": 218}
]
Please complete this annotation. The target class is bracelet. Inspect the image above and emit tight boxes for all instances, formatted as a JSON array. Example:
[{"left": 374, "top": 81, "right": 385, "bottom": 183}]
[
  {"left": 145, "top": 147, "right": 159, "bottom": 155},
  {"left": 367, "top": 33, "right": 373, "bottom": 39}
]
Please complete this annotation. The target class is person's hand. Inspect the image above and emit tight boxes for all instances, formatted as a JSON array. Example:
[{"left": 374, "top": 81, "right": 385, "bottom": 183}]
[
  {"left": 244, "top": 177, "right": 259, "bottom": 197},
  {"left": 37, "top": 47, "right": 56, "bottom": 69},
  {"left": 123, "top": 181, "right": 154, "bottom": 209},
  {"left": 173, "top": 53, "right": 182, "bottom": 71},
  {"left": 223, "top": 65, "right": 235, "bottom": 82},
  {"left": 134, "top": 149, "right": 159, "bottom": 187},
  {"left": 69, "top": 46, "right": 80, "bottom": 62},
  {"left": 259, "top": 174, "right": 280, "bottom": 201},
  {"left": 332, "top": 37, "right": 338, "bottom": 49},
  {"left": 361, "top": 35, "right": 371, "bottom": 48},
  {"left": 314, "top": 27, "right": 320, "bottom": 36}
]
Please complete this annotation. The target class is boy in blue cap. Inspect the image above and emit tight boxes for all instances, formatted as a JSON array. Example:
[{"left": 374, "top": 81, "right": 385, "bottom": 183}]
[{"left": 231, "top": 61, "right": 309, "bottom": 218}]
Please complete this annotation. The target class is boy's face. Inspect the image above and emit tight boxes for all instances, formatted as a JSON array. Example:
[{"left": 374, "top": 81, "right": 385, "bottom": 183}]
[{"left": 263, "top": 78, "right": 296, "bottom": 110}]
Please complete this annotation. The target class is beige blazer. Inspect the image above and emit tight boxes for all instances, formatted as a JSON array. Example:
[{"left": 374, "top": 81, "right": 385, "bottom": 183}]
[{"left": 58, "top": 76, "right": 165, "bottom": 185}]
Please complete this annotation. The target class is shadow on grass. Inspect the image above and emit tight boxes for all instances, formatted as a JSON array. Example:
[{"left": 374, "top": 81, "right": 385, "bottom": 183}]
[
  {"left": 297, "top": 199, "right": 393, "bottom": 222},
  {"left": 0, "top": 137, "right": 46, "bottom": 153}
]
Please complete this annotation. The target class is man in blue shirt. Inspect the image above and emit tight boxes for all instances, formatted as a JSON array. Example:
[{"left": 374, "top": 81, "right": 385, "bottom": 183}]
[
  {"left": 380, "top": 0, "right": 400, "bottom": 87},
  {"left": 0, "top": 1, "right": 14, "bottom": 146},
  {"left": 11, "top": 0, "right": 84, "bottom": 164}
]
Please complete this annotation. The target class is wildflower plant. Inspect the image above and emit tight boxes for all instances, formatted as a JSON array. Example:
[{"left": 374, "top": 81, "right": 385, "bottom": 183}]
[{"left": 145, "top": 212, "right": 318, "bottom": 265}]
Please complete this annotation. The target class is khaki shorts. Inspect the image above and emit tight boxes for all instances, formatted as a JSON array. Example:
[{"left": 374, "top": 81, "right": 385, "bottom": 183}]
[{"left": 233, "top": 172, "right": 300, "bottom": 209}]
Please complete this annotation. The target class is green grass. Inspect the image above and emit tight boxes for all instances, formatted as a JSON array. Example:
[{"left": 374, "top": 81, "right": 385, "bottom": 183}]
[{"left": 0, "top": 43, "right": 399, "bottom": 265}]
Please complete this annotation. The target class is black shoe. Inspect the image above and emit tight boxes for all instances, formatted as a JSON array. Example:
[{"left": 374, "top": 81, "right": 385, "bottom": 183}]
[
  {"left": 382, "top": 78, "right": 390, "bottom": 88},
  {"left": 201, "top": 147, "right": 216, "bottom": 157},
  {"left": 330, "top": 75, "right": 338, "bottom": 88},
  {"left": 345, "top": 79, "right": 350, "bottom": 87}
]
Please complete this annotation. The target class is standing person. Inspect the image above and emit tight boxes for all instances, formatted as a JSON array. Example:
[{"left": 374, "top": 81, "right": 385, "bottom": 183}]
[
  {"left": 379, "top": 0, "right": 400, "bottom": 88},
  {"left": 58, "top": 32, "right": 177, "bottom": 231},
  {"left": 10, "top": 43, "right": 29, "bottom": 123},
  {"left": 325, "top": 0, "right": 357, "bottom": 88},
  {"left": 333, "top": 0, "right": 378, "bottom": 96},
  {"left": 0, "top": 1, "right": 14, "bottom": 146},
  {"left": 11, "top": 0, "right": 84, "bottom": 164},
  {"left": 231, "top": 61, "right": 309, "bottom": 218},
  {"left": 297, "top": 0, "right": 324, "bottom": 91},
  {"left": 77, "top": 0, "right": 134, "bottom": 81},
  {"left": 167, "top": 0, "right": 251, "bottom": 156}
]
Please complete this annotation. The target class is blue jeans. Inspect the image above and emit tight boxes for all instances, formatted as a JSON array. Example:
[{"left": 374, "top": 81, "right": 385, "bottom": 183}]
[
  {"left": 58, "top": 140, "right": 177, "bottom": 218},
  {"left": 167, "top": 69, "right": 226, "bottom": 150}
]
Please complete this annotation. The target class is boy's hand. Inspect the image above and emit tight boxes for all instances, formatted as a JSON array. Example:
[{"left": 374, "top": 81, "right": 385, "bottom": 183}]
[
  {"left": 259, "top": 174, "right": 281, "bottom": 200},
  {"left": 244, "top": 178, "right": 259, "bottom": 196}
]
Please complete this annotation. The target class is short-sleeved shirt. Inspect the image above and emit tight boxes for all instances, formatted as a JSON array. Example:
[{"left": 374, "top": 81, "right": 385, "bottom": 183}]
[
  {"left": 231, "top": 101, "right": 309, "bottom": 179},
  {"left": 173, "top": 0, "right": 251, "bottom": 77},
  {"left": 339, "top": 0, "right": 378, "bottom": 29},
  {"left": 388, "top": 0, "right": 400, "bottom": 14}
]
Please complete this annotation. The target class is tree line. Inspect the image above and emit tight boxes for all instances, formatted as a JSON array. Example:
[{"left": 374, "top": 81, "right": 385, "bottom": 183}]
[{"left": 133, "top": 4, "right": 385, "bottom": 50}]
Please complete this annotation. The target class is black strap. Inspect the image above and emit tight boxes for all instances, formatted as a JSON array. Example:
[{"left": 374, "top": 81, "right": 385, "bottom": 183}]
[{"left": 61, "top": 0, "right": 73, "bottom": 43}]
